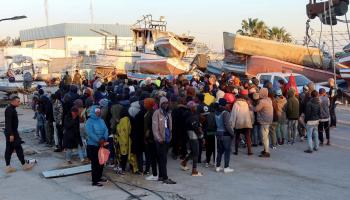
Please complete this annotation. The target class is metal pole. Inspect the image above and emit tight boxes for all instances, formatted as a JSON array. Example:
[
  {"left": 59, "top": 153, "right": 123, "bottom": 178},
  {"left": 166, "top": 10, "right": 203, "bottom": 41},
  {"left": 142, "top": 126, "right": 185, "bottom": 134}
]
[{"left": 328, "top": 0, "right": 337, "bottom": 84}]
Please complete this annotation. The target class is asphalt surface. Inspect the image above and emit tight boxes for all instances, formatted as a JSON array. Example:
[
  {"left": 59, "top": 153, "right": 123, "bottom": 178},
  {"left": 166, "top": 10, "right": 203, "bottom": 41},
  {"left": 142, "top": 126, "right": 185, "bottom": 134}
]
[{"left": 0, "top": 107, "right": 349, "bottom": 200}]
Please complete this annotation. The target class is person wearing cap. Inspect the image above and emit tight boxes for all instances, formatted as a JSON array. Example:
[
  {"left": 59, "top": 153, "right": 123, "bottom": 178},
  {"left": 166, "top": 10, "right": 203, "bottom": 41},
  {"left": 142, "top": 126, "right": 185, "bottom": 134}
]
[
  {"left": 180, "top": 101, "right": 204, "bottom": 177},
  {"left": 63, "top": 107, "right": 86, "bottom": 164},
  {"left": 328, "top": 78, "right": 337, "bottom": 127},
  {"left": 231, "top": 90, "right": 254, "bottom": 156},
  {"left": 215, "top": 99, "right": 235, "bottom": 173},
  {"left": 286, "top": 88, "right": 300, "bottom": 144},
  {"left": 274, "top": 89, "right": 288, "bottom": 145},
  {"left": 4, "top": 95, "right": 34, "bottom": 173},
  {"left": 85, "top": 105, "right": 109, "bottom": 186},
  {"left": 152, "top": 97, "right": 176, "bottom": 184},
  {"left": 318, "top": 88, "right": 331, "bottom": 145},
  {"left": 253, "top": 88, "right": 273, "bottom": 158}
]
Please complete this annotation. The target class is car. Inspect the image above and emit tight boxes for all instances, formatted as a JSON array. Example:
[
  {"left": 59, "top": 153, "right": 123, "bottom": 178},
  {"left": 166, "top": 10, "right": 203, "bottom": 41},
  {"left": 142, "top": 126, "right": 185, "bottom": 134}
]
[{"left": 256, "top": 72, "right": 330, "bottom": 93}]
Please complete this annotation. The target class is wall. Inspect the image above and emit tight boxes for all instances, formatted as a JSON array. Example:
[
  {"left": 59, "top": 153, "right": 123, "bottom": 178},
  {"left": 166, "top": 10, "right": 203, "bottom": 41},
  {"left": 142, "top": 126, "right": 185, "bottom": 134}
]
[{"left": 21, "top": 37, "right": 65, "bottom": 49}]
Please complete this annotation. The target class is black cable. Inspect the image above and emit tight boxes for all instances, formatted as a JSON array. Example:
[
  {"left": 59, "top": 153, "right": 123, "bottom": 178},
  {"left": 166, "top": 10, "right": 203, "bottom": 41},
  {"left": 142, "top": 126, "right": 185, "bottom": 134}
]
[{"left": 104, "top": 174, "right": 143, "bottom": 200}]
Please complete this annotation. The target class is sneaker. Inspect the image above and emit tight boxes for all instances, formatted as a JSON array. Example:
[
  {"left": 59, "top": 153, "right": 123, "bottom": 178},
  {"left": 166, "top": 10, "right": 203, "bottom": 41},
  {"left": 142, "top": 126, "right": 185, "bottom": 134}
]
[
  {"left": 271, "top": 145, "right": 277, "bottom": 149},
  {"left": 5, "top": 166, "right": 16, "bottom": 173},
  {"left": 163, "top": 179, "right": 176, "bottom": 184},
  {"left": 145, "top": 175, "right": 158, "bottom": 181},
  {"left": 67, "top": 160, "right": 73, "bottom": 165},
  {"left": 92, "top": 182, "right": 103, "bottom": 187},
  {"left": 205, "top": 163, "right": 209, "bottom": 168},
  {"left": 304, "top": 150, "right": 313, "bottom": 153},
  {"left": 22, "top": 163, "right": 34, "bottom": 171},
  {"left": 224, "top": 167, "right": 234, "bottom": 173},
  {"left": 326, "top": 140, "right": 330, "bottom": 146},
  {"left": 313, "top": 147, "right": 318, "bottom": 151},
  {"left": 99, "top": 178, "right": 108, "bottom": 183},
  {"left": 53, "top": 148, "right": 62, "bottom": 152},
  {"left": 248, "top": 152, "right": 254, "bottom": 156},
  {"left": 233, "top": 152, "right": 238, "bottom": 155},
  {"left": 192, "top": 171, "right": 203, "bottom": 177},
  {"left": 215, "top": 167, "right": 222, "bottom": 172},
  {"left": 81, "top": 159, "right": 90, "bottom": 164}
]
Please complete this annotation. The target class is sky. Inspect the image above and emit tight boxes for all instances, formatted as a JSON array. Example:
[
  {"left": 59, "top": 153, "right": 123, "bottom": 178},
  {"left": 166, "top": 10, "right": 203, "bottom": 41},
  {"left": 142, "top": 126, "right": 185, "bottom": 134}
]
[{"left": 0, "top": 0, "right": 349, "bottom": 51}]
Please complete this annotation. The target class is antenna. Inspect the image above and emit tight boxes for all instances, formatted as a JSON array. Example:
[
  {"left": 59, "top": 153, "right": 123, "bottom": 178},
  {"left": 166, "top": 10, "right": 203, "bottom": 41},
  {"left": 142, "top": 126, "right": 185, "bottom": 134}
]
[
  {"left": 90, "top": 0, "right": 94, "bottom": 24},
  {"left": 44, "top": 0, "right": 48, "bottom": 26}
]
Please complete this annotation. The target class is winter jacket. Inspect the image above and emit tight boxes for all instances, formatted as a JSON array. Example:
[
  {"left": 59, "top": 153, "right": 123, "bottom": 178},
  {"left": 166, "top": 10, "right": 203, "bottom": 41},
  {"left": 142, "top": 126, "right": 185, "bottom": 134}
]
[
  {"left": 319, "top": 96, "right": 330, "bottom": 120},
  {"left": 275, "top": 96, "right": 287, "bottom": 123},
  {"left": 144, "top": 110, "right": 155, "bottom": 144},
  {"left": 130, "top": 106, "right": 146, "bottom": 154},
  {"left": 63, "top": 113, "right": 82, "bottom": 149},
  {"left": 204, "top": 93, "right": 215, "bottom": 106},
  {"left": 305, "top": 97, "right": 321, "bottom": 123},
  {"left": 215, "top": 109, "right": 234, "bottom": 137},
  {"left": 230, "top": 99, "right": 253, "bottom": 129},
  {"left": 116, "top": 116, "right": 131, "bottom": 155},
  {"left": 286, "top": 89, "right": 300, "bottom": 120},
  {"left": 85, "top": 106, "right": 109, "bottom": 147},
  {"left": 110, "top": 103, "right": 123, "bottom": 134},
  {"left": 254, "top": 88, "right": 273, "bottom": 125},
  {"left": 4, "top": 105, "right": 19, "bottom": 141},
  {"left": 152, "top": 97, "right": 172, "bottom": 143}
]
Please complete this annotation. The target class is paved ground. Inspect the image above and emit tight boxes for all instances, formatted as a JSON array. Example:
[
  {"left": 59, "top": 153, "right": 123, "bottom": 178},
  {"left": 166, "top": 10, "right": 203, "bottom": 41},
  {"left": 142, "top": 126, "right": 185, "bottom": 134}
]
[{"left": 0, "top": 107, "right": 350, "bottom": 200}]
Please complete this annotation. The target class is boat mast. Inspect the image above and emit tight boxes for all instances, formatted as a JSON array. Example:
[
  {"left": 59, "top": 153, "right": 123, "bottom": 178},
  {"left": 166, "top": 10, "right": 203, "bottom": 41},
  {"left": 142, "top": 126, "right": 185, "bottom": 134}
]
[{"left": 328, "top": 0, "right": 337, "bottom": 84}]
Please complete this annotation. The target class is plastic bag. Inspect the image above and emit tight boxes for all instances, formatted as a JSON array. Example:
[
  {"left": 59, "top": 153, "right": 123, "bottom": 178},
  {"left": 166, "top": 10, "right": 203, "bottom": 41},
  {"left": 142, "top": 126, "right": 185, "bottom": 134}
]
[{"left": 98, "top": 147, "right": 110, "bottom": 165}]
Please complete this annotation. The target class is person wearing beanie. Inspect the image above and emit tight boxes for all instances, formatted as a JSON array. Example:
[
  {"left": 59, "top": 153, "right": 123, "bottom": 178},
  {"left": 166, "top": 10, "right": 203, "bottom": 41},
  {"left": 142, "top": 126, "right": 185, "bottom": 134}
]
[
  {"left": 318, "top": 88, "right": 331, "bottom": 145},
  {"left": 253, "top": 88, "right": 273, "bottom": 158},
  {"left": 180, "top": 101, "right": 204, "bottom": 177},
  {"left": 152, "top": 97, "right": 176, "bottom": 184},
  {"left": 274, "top": 89, "right": 288, "bottom": 145},
  {"left": 215, "top": 98, "right": 235, "bottom": 173}
]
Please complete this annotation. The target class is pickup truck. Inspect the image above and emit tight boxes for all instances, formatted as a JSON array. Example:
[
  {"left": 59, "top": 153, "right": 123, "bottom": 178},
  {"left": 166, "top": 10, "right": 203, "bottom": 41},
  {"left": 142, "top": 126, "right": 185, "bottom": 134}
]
[{"left": 256, "top": 72, "right": 330, "bottom": 93}]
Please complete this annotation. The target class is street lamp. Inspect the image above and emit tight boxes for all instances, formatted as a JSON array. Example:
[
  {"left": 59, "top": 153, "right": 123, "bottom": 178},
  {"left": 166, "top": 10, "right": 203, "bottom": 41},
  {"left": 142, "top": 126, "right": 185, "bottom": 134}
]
[{"left": 0, "top": 15, "right": 27, "bottom": 22}]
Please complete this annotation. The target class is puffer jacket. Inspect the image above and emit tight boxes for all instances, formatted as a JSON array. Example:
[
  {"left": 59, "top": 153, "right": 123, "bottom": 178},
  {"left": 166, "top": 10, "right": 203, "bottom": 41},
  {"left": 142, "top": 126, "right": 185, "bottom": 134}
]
[
  {"left": 286, "top": 89, "right": 299, "bottom": 120},
  {"left": 128, "top": 101, "right": 140, "bottom": 118},
  {"left": 152, "top": 97, "right": 172, "bottom": 143},
  {"left": 85, "top": 105, "right": 109, "bottom": 146},
  {"left": 319, "top": 96, "right": 330, "bottom": 120},
  {"left": 305, "top": 97, "right": 321, "bottom": 123},
  {"left": 230, "top": 99, "right": 253, "bottom": 129},
  {"left": 255, "top": 88, "right": 273, "bottom": 125}
]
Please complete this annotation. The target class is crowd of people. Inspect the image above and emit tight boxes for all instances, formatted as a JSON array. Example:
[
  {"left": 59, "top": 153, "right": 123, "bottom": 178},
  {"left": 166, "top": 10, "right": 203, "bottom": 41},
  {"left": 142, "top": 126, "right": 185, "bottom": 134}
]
[{"left": 28, "top": 70, "right": 338, "bottom": 186}]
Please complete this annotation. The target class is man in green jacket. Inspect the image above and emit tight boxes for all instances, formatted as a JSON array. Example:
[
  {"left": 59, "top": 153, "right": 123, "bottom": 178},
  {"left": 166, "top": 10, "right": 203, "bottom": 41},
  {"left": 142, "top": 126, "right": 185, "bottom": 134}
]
[{"left": 286, "top": 88, "right": 299, "bottom": 144}]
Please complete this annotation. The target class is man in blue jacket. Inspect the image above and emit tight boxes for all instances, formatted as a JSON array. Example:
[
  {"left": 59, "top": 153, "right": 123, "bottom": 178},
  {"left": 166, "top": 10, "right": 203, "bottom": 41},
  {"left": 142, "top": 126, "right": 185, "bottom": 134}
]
[{"left": 85, "top": 106, "right": 109, "bottom": 186}]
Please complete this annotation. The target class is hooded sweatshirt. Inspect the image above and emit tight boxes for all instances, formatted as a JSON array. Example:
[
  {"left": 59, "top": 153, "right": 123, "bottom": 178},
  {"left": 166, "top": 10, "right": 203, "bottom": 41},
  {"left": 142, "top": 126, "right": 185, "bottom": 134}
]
[
  {"left": 286, "top": 89, "right": 299, "bottom": 120},
  {"left": 85, "top": 105, "right": 109, "bottom": 146},
  {"left": 254, "top": 88, "right": 273, "bottom": 125},
  {"left": 152, "top": 97, "right": 172, "bottom": 143},
  {"left": 230, "top": 98, "right": 253, "bottom": 129},
  {"left": 305, "top": 97, "right": 321, "bottom": 124}
]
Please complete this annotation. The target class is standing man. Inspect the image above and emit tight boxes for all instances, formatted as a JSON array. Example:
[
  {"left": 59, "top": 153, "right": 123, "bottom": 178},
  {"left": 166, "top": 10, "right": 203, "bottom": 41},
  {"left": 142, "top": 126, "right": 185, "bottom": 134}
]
[
  {"left": 63, "top": 71, "right": 72, "bottom": 86},
  {"left": 328, "top": 78, "right": 337, "bottom": 128},
  {"left": 254, "top": 88, "right": 273, "bottom": 158},
  {"left": 152, "top": 97, "right": 176, "bottom": 184},
  {"left": 73, "top": 70, "right": 82, "bottom": 88},
  {"left": 4, "top": 96, "right": 34, "bottom": 173}
]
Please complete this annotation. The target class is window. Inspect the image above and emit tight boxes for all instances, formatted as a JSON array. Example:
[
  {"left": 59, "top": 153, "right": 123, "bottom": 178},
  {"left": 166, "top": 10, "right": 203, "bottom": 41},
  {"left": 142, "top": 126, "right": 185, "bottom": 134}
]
[
  {"left": 285, "top": 75, "right": 310, "bottom": 87},
  {"left": 259, "top": 75, "right": 271, "bottom": 84}
]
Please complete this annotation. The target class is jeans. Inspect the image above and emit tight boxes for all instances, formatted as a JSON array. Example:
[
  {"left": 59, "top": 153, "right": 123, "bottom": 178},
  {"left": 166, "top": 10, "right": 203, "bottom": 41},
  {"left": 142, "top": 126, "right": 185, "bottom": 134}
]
[
  {"left": 216, "top": 136, "right": 232, "bottom": 168},
  {"left": 288, "top": 120, "right": 298, "bottom": 142},
  {"left": 38, "top": 125, "right": 46, "bottom": 143},
  {"left": 184, "top": 139, "right": 199, "bottom": 169},
  {"left": 269, "top": 122, "right": 277, "bottom": 146},
  {"left": 156, "top": 142, "right": 169, "bottom": 180},
  {"left": 261, "top": 124, "right": 270, "bottom": 153},
  {"left": 276, "top": 122, "right": 288, "bottom": 141},
  {"left": 318, "top": 121, "right": 330, "bottom": 143},
  {"left": 252, "top": 124, "right": 261, "bottom": 145},
  {"left": 306, "top": 124, "right": 319, "bottom": 151},
  {"left": 65, "top": 145, "right": 85, "bottom": 161}
]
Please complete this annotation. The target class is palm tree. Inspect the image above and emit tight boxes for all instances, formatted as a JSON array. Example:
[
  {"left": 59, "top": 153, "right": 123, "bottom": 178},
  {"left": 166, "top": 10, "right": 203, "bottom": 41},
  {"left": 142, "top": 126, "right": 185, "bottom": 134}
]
[
  {"left": 237, "top": 18, "right": 269, "bottom": 39},
  {"left": 268, "top": 27, "right": 292, "bottom": 43}
]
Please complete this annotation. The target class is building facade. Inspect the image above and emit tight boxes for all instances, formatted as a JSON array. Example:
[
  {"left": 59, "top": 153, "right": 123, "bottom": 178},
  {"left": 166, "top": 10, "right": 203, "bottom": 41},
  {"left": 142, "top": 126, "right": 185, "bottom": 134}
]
[{"left": 20, "top": 23, "right": 133, "bottom": 57}]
